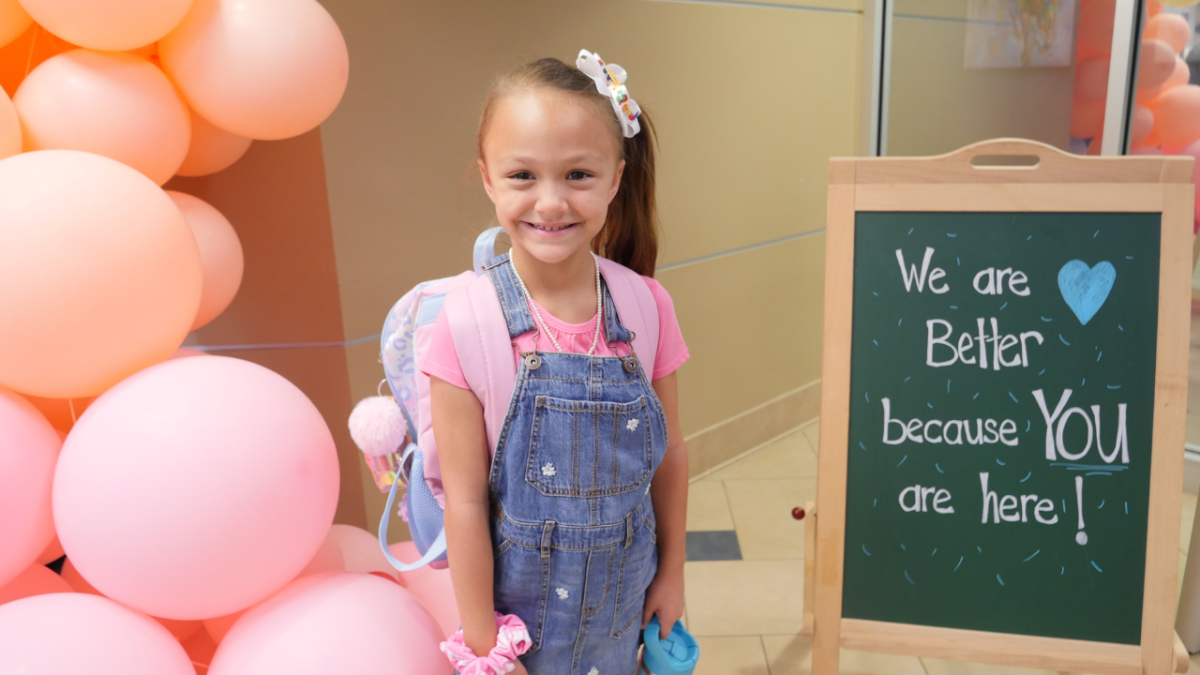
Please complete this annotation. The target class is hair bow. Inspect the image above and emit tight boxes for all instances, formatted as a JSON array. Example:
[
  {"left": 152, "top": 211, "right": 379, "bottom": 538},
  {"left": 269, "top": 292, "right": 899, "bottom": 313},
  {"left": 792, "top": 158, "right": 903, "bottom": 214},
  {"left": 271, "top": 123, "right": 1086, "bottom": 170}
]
[{"left": 576, "top": 49, "right": 642, "bottom": 138}]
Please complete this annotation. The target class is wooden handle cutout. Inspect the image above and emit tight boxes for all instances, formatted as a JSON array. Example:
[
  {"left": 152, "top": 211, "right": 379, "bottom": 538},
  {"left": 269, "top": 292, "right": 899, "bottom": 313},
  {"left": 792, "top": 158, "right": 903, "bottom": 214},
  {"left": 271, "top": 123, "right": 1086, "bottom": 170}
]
[{"left": 970, "top": 155, "right": 1041, "bottom": 169}]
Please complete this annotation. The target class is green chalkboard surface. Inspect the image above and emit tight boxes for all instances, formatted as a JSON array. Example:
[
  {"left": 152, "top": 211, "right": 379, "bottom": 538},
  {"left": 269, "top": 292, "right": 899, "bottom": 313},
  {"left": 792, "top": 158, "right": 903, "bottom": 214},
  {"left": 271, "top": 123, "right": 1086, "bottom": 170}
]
[{"left": 842, "top": 212, "right": 1161, "bottom": 645}]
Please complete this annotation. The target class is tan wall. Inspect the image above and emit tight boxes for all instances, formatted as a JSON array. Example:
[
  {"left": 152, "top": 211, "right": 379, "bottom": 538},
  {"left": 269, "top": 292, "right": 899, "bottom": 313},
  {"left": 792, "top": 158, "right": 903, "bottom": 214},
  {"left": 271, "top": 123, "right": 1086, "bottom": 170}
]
[
  {"left": 169, "top": 130, "right": 367, "bottom": 529},
  {"left": 886, "top": 1, "right": 1075, "bottom": 156},
  {"left": 318, "top": 0, "right": 863, "bottom": 538}
]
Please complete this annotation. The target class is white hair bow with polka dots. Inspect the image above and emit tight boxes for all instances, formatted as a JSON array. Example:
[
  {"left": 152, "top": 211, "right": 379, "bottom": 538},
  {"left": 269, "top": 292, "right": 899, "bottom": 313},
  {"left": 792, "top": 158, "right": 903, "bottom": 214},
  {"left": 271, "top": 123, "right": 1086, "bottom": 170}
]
[{"left": 576, "top": 49, "right": 642, "bottom": 138}]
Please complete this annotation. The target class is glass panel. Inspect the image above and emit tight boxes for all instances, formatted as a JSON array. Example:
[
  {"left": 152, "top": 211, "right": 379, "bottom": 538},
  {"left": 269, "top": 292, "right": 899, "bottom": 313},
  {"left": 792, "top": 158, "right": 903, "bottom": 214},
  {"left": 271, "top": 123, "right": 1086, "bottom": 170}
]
[{"left": 886, "top": 0, "right": 1117, "bottom": 157}]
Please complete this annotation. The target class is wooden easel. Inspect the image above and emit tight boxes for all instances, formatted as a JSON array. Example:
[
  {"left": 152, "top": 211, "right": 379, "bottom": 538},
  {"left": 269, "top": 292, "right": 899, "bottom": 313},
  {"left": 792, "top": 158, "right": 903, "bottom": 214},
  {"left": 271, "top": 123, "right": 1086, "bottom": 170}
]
[{"left": 804, "top": 139, "right": 1194, "bottom": 675}]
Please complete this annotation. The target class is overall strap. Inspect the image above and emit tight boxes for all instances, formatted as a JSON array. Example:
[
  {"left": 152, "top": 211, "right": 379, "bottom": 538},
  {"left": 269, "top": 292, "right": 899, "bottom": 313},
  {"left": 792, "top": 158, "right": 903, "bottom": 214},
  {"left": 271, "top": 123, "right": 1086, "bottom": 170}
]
[{"left": 481, "top": 253, "right": 536, "bottom": 338}]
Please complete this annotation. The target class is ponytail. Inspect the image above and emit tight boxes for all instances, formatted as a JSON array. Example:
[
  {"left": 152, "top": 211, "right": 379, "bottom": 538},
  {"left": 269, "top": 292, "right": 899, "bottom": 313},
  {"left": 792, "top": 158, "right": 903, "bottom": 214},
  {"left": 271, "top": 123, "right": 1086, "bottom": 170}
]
[{"left": 479, "top": 57, "right": 661, "bottom": 277}]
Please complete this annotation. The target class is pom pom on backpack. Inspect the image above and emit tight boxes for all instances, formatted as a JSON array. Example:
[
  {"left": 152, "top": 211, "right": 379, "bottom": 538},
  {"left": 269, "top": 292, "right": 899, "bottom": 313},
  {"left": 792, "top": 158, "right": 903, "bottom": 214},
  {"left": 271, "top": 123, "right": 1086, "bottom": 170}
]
[{"left": 348, "top": 396, "right": 408, "bottom": 458}]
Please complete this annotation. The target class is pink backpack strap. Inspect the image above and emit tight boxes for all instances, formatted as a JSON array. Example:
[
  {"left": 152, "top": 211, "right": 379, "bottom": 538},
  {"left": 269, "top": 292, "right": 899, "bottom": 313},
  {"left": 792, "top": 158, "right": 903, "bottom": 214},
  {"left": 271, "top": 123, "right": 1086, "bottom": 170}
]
[
  {"left": 597, "top": 257, "right": 659, "bottom": 378},
  {"left": 443, "top": 272, "right": 514, "bottom": 453}
]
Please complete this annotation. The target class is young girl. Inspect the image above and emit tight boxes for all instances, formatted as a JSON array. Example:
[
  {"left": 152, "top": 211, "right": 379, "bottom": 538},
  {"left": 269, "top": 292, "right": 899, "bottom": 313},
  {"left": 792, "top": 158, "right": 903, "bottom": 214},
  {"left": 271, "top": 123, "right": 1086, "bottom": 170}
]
[{"left": 421, "top": 52, "right": 690, "bottom": 675}]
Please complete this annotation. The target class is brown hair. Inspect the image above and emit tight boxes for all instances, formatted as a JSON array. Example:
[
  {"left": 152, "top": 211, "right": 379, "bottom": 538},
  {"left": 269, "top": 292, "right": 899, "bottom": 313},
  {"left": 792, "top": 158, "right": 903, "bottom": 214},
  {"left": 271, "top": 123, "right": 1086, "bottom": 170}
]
[{"left": 478, "top": 57, "right": 660, "bottom": 277}]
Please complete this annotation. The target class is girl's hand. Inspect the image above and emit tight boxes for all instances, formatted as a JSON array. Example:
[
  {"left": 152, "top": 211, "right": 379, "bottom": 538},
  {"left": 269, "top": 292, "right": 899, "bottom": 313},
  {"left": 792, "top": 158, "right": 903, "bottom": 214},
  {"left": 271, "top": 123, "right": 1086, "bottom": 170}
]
[
  {"left": 510, "top": 659, "right": 530, "bottom": 675},
  {"left": 641, "top": 566, "right": 685, "bottom": 639}
]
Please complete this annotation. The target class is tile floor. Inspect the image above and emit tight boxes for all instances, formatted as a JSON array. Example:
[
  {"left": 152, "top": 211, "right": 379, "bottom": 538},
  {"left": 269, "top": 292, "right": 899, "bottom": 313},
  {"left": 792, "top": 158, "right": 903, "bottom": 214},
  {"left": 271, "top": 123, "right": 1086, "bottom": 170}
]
[{"left": 682, "top": 420, "right": 1200, "bottom": 675}]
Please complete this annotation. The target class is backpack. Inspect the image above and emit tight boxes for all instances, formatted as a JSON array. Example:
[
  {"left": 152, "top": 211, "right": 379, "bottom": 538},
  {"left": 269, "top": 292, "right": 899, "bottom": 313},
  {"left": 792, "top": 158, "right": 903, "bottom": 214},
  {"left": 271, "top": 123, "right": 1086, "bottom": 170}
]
[{"left": 366, "top": 227, "right": 660, "bottom": 572}]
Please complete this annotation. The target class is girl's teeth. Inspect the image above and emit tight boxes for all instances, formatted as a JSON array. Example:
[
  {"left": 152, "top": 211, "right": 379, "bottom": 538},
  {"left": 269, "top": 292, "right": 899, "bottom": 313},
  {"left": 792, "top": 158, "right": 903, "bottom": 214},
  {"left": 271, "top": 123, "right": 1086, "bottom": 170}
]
[{"left": 530, "top": 222, "right": 573, "bottom": 231}]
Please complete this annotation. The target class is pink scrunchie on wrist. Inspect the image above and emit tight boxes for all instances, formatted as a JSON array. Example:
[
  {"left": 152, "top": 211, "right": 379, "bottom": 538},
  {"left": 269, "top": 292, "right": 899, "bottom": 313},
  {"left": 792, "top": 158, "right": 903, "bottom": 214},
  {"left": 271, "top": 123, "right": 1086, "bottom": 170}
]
[{"left": 440, "top": 612, "right": 532, "bottom": 675}]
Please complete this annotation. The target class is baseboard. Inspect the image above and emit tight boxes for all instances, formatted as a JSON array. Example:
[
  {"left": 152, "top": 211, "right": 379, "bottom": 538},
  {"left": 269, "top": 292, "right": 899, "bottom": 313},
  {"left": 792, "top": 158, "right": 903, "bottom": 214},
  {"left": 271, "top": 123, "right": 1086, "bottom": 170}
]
[{"left": 684, "top": 379, "right": 821, "bottom": 479}]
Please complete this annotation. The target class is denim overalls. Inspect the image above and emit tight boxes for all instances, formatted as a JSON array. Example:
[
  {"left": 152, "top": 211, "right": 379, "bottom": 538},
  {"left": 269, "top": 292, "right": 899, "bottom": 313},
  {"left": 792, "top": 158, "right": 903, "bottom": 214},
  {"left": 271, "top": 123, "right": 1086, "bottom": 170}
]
[{"left": 483, "top": 255, "right": 667, "bottom": 675}]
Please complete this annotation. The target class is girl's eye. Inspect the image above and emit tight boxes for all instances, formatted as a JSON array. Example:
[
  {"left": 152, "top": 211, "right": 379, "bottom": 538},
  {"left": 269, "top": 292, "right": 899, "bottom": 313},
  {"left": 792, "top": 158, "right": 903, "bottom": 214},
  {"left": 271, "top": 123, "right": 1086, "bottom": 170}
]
[
  {"left": 567, "top": 170, "right": 591, "bottom": 180},
  {"left": 509, "top": 171, "right": 533, "bottom": 181}
]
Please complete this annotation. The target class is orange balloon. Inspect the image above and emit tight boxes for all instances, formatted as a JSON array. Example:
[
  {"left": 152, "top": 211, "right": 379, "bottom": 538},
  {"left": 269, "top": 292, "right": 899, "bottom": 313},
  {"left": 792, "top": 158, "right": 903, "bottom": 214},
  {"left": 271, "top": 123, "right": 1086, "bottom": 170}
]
[
  {"left": 156, "top": 616, "right": 203, "bottom": 642},
  {"left": 0, "top": 86, "right": 18, "bottom": 159},
  {"left": 1144, "top": 12, "right": 1191, "bottom": 52},
  {"left": 203, "top": 609, "right": 244, "bottom": 643},
  {"left": 182, "top": 629, "right": 217, "bottom": 675},
  {"left": 1152, "top": 84, "right": 1200, "bottom": 146},
  {"left": 15, "top": 50, "right": 191, "bottom": 185},
  {"left": 35, "top": 536, "right": 64, "bottom": 565},
  {"left": 20, "top": 393, "right": 95, "bottom": 430},
  {"left": 0, "top": 150, "right": 202, "bottom": 399},
  {"left": 1148, "top": 0, "right": 1164, "bottom": 17},
  {"left": 1131, "top": 105, "right": 1155, "bottom": 147},
  {"left": 0, "top": 0, "right": 30, "bottom": 49},
  {"left": 1074, "top": 57, "right": 1110, "bottom": 101},
  {"left": 0, "top": 563, "right": 72, "bottom": 605},
  {"left": 0, "top": 24, "right": 76, "bottom": 97},
  {"left": 159, "top": 0, "right": 349, "bottom": 140},
  {"left": 1071, "top": 98, "right": 1106, "bottom": 139},
  {"left": 1138, "top": 54, "right": 1189, "bottom": 101},
  {"left": 60, "top": 558, "right": 101, "bottom": 595},
  {"left": 1138, "top": 39, "right": 1178, "bottom": 91},
  {"left": 19, "top": 0, "right": 193, "bottom": 51},
  {"left": 165, "top": 191, "right": 244, "bottom": 330},
  {"left": 1079, "top": 0, "right": 1118, "bottom": 53},
  {"left": 175, "top": 107, "right": 252, "bottom": 177}
]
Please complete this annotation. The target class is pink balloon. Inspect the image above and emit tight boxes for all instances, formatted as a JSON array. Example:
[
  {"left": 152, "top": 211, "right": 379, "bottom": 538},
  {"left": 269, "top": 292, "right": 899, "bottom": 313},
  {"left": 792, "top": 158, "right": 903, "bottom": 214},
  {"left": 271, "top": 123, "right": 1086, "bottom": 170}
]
[
  {"left": 0, "top": 85, "right": 18, "bottom": 159},
  {"left": 298, "top": 529, "right": 346, "bottom": 578},
  {"left": 0, "top": 150, "right": 202, "bottom": 399},
  {"left": 1131, "top": 105, "right": 1155, "bottom": 148},
  {"left": 0, "top": 0, "right": 31, "bottom": 49},
  {"left": 53, "top": 355, "right": 340, "bottom": 619},
  {"left": 176, "top": 107, "right": 252, "bottom": 176},
  {"left": 0, "top": 593, "right": 194, "bottom": 675},
  {"left": 15, "top": 50, "right": 191, "bottom": 185},
  {"left": 1138, "top": 39, "right": 1179, "bottom": 92},
  {"left": 159, "top": 0, "right": 349, "bottom": 140},
  {"left": 1144, "top": 12, "right": 1192, "bottom": 52},
  {"left": 0, "top": 389, "right": 59, "bottom": 588},
  {"left": 19, "top": 0, "right": 192, "bottom": 51},
  {"left": 208, "top": 573, "right": 451, "bottom": 675},
  {"left": 390, "top": 542, "right": 460, "bottom": 640},
  {"left": 35, "top": 536, "right": 64, "bottom": 565},
  {"left": 329, "top": 524, "right": 399, "bottom": 581},
  {"left": 0, "top": 563, "right": 72, "bottom": 605},
  {"left": 166, "top": 191, "right": 244, "bottom": 330}
]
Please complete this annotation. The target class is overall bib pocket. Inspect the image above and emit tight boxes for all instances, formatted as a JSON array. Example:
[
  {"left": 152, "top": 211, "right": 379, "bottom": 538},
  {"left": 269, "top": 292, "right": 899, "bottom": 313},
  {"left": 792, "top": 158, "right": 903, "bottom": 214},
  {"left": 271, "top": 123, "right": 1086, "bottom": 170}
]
[
  {"left": 526, "top": 395, "right": 653, "bottom": 498},
  {"left": 493, "top": 540, "right": 550, "bottom": 654}
]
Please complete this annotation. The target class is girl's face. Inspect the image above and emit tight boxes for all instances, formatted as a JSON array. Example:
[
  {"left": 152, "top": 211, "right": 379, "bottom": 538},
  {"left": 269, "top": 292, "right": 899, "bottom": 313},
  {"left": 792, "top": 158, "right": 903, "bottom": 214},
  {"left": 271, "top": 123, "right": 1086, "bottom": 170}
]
[{"left": 479, "top": 91, "right": 624, "bottom": 267}]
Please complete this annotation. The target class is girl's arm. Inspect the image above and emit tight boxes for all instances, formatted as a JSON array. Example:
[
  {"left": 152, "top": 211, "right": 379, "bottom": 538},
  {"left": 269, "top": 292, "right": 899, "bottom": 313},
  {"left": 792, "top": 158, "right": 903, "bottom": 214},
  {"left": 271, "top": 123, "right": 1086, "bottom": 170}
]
[
  {"left": 643, "top": 370, "right": 689, "bottom": 636},
  {"left": 431, "top": 376, "right": 499, "bottom": 656}
]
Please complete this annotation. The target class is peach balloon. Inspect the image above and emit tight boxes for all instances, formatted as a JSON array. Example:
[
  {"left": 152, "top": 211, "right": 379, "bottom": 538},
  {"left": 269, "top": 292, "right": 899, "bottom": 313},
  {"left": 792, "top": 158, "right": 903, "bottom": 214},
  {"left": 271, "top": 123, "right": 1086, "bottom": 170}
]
[
  {"left": 0, "top": 85, "right": 18, "bottom": 159},
  {"left": 1070, "top": 98, "right": 1106, "bottom": 139},
  {"left": 21, "top": 394, "right": 95, "bottom": 431},
  {"left": 1138, "top": 39, "right": 1178, "bottom": 91},
  {"left": 0, "top": 388, "right": 59, "bottom": 589},
  {"left": 0, "top": 563, "right": 71, "bottom": 605},
  {"left": 1138, "top": 54, "right": 1189, "bottom": 101},
  {"left": 15, "top": 50, "right": 191, "bottom": 185},
  {"left": 183, "top": 629, "right": 218, "bottom": 675},
  {"left": 166, "top": 191, "right": 244, "bottom": 330},
  {"left": 1079, "top": 0, "right": 1118, "bottom": 53},
  {"left": 0, "top": 594, "right": 194, "bottom": 675},
  {"left": 1131, "top": 105, "right": 1155, "bottom": 147},
  {"left": 53, "top": 356, "right": 340, "bottom": 620},
  {"left": 391, "top": 541, "right": 459, "bottom": 640},
  {"left": 0, "top": 0, "right": 30, "bottom": 48},
  {"left": 1148, "top": 0, "right": 1164, "bottom": 16},
  {"left": 1144, "top": 12, "right": 1191, "bottom": 51},
  {"left": 1151, "top": 84, "right": 1200, "bottom": 146},
  {"left": 329, "top": 524, "right": 399, "bottom": 581},
  {"left": 208, "top": 573, "right": 451, "bottom": 675},
  {"left": 0, "top": 25, "right": 76, "bottom": 97},
  {"left": 298, "top": 529, "right": 345, "bottom": 578},
  {"left": 159, "top": 0, "right": 349, "bottom": 140},
  {"left": 35, "top": 536, "right": 64, "bottom": 565},
  {"left": 19, "top": 0, "right": 193, "bottom": 51},
  {"left": 0, "top": 150, "right": 202, "bottom": 399},
  {"left": 1074, "top": 57, "right": 1109, "bottom": 101},
  {"left": 176, "top": 107, "right": 252, "bottom": 176}
]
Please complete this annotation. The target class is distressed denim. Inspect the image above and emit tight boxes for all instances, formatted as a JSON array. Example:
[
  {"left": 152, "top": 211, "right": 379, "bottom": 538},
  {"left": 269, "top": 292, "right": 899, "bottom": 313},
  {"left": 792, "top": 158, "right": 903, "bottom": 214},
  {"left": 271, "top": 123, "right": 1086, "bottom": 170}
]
[{"left": 480, "top": 255, "right": 667, "bottom": 675}]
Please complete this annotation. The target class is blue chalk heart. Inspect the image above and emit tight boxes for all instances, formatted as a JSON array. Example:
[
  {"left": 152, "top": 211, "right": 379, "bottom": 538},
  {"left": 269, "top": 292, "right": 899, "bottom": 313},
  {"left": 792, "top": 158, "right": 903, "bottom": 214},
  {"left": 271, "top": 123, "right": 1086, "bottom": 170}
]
[{"left": 1058, "top": 260, "right": 1116, "bottom": 326}]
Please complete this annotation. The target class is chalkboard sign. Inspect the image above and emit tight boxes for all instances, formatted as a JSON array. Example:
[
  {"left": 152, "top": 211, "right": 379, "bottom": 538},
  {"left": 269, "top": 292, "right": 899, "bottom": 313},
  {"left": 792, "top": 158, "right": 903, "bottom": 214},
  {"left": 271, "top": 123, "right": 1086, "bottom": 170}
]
[
  {"left": 810, "top": 140, "right": 1194, "bottom": 675},
  {"left": 843, "top": 212, "right": 1159, "bottom": 644}
]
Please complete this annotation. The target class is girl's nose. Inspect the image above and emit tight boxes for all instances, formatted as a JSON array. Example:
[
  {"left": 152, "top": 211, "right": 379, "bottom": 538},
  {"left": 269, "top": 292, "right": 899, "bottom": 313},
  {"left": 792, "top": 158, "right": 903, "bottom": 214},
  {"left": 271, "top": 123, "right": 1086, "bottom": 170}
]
[{"left": 535, "top": 186, "right": 569, "bottom": 219}]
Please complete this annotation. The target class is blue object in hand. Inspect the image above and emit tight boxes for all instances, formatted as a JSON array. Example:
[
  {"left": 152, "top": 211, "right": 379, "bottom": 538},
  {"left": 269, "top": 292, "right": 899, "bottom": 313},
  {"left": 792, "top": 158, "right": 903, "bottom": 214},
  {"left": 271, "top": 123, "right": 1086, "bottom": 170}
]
[{"left": 643, "top": 615, "right": 699, "bottom": 675}]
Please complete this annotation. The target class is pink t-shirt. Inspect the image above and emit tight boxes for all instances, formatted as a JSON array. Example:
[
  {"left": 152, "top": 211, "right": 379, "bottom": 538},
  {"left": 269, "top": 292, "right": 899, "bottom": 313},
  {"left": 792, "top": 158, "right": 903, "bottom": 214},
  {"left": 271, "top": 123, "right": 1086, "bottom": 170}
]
[{"left": 422, "top": 277, "right": 689, "bottom": 389}]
